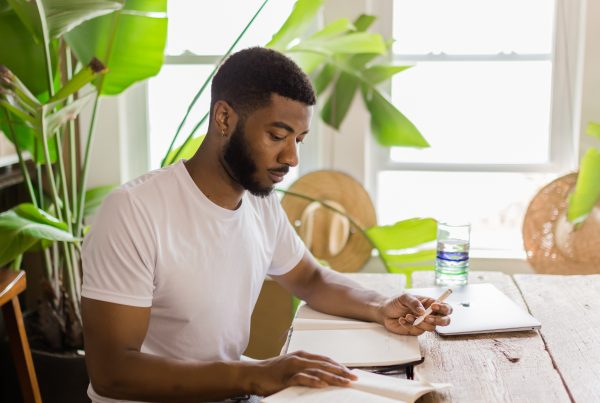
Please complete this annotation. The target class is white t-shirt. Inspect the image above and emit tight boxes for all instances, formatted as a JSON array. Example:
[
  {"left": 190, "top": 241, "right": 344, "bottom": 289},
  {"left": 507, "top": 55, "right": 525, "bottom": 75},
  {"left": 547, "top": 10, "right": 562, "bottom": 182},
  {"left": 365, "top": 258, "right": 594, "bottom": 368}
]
[{"left": 82, "top": 160, "right": 305, "bottom": 403}]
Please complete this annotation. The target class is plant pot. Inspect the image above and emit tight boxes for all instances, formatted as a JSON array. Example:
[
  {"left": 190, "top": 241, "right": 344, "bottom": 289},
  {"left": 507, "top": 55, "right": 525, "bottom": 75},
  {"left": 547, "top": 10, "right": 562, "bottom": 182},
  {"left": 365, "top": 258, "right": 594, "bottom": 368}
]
[
  {"left": 0, "top": 341, "right": 90, "bottom": 403},
  {"left": 32, "top": 348, "right": 91, "bottom": 403}
]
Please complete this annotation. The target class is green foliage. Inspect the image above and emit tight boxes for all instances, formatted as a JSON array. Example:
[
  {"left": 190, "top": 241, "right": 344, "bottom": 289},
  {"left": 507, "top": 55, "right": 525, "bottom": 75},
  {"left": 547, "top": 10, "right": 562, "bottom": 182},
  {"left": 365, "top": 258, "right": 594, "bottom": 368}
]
[
  {"left": 266, "top": 0, "right": 323, "bottom": 51},
  {"left": 164, "top": 135, "right": 206, "bottom": 166},
  {"left": 0, "top": 204, "right": 76, "bottom": 267},
  {"left": 65, "top": 0, "right": 168, "bottom": 95},
  {"left": 6, "top": 0, "right": 121, "bottom": 40},
  {"left": 588, "top": 122, "right": 600, "bottom": 140},
  {"left": 0, "top": 0, "right": 168, "bottom": 349},
  {"left": 365, "top": 218, "right": 437, "bottom": 287},
  {"left": 0, "top": 62, "right": 104, "bottom": 163},
  {"left": 567, "top": 122, "right": 600, "bottom": 225},
  {"left": 0, "top": 7, "right": 59, "bottom": 95}
]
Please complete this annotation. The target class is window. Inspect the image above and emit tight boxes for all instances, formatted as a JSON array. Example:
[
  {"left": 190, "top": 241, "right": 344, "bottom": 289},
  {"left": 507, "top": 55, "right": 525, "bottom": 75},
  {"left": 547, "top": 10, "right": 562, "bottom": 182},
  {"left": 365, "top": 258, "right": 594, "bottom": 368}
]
[{"left": 374, "top": 0, "right": 576, "bottom": 253}]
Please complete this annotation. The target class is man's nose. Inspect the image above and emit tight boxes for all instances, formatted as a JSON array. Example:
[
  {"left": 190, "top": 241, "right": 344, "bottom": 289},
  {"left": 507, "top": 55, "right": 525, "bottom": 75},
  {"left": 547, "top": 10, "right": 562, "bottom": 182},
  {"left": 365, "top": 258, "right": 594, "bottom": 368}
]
[{"left": 279, "top": 138, "right": 299, "bottom": 167}]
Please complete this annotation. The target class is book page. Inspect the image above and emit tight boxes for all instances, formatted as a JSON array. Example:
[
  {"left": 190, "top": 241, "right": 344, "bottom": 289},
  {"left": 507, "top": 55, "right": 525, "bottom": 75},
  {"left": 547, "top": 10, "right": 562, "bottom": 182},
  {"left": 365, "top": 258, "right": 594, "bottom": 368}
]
[
  {"left": 295, "top": 304, "right": 366, "bottom": 322},
  {"left": 293, "top": 318, "right": 380, "bottom": 330},
  {"left": 351, "top": 369, "right": 451, "bottom": 403},
  {"left": 261, "top": 385, "right": 401, "bottom": 403},
  {"left": 261, "top": 370, "right": 451, "bottom": 402},
  {"left": 287, "top": 327, "right": 421, "bottom": 367}
]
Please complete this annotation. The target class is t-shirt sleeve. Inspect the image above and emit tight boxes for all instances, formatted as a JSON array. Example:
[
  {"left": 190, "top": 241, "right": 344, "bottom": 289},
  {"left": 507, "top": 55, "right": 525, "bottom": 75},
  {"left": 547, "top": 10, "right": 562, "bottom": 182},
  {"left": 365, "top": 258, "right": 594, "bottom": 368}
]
[
  {"left": 81, "top": 188, "right": 156, "bottom": 307},
  {"left": 267, "top": 195, "right": 307, "bottom": 276}
]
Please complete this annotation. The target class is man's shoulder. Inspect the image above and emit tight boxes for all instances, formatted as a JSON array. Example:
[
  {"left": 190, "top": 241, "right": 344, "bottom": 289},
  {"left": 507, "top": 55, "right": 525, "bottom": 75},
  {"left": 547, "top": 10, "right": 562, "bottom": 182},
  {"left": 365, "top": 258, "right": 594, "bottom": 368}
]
[
  {"left": 100, "top": 163, "right": 181, "bottom": 217},
  {"left": 121, "top": 163, "right": 178, "bottom": 194}
]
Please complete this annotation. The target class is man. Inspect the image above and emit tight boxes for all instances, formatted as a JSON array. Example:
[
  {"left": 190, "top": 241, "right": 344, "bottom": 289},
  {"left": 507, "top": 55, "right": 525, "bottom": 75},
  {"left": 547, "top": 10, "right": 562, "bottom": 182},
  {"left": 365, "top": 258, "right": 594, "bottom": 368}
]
[{"left": 82, "top": 47, "right": 452, "bottom": 402}]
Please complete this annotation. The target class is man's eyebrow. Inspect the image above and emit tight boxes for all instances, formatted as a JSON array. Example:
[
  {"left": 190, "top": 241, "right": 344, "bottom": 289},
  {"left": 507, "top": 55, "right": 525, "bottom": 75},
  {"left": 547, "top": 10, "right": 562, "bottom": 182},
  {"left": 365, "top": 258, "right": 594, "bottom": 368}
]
[{"left": 270, "top": 121, "right": 309, "bottom": 135}]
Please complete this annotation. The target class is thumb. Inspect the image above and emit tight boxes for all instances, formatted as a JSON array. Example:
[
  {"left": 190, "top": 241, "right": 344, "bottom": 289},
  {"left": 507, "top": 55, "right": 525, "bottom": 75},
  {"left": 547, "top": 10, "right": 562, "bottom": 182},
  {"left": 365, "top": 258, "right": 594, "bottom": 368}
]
[{"left": 399, "top": 293, "right": 426, "bottom": 315}]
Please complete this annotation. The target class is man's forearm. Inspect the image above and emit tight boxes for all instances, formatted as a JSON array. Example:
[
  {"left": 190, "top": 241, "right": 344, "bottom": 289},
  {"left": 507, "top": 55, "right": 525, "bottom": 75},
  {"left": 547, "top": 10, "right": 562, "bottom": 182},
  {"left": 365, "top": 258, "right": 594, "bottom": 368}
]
[
  {"left": 298, "top": 268, "right": 388, "bottom": 324},
  {"left": 91, "top": 350, "right": 257, "bottom": 402}
]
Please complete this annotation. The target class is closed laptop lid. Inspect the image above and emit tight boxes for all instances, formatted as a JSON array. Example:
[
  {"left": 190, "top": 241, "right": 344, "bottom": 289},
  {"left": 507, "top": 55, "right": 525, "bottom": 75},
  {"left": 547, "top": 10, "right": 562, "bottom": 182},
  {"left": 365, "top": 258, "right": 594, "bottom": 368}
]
[{"left": 408, "top": 283, "right": 541, "bottom": 336}]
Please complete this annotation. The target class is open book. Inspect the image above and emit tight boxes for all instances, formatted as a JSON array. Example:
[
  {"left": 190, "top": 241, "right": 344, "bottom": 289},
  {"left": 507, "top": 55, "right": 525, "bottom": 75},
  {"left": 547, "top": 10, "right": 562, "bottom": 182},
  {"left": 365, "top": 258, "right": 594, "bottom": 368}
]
[
  {"left": 287, "top": 305, "right": 422, "bottom": 367},
  {"left": 262, "top": 369, "right": 451, "bottom": 403}
]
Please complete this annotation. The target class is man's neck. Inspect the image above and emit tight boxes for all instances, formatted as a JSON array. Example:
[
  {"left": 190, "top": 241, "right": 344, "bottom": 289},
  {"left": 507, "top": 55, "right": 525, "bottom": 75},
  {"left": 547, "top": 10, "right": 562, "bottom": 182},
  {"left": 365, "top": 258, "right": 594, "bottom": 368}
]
[{"left": 184, "top": 140, "right": 244, "bottom": 210}]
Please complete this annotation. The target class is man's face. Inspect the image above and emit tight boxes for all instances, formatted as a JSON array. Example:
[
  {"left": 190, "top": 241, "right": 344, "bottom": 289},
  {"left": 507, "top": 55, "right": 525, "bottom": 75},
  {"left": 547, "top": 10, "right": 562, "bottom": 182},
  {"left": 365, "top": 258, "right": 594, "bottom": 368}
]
[{"left": 222, "top": 94, "right": 312, "bottom": 197}]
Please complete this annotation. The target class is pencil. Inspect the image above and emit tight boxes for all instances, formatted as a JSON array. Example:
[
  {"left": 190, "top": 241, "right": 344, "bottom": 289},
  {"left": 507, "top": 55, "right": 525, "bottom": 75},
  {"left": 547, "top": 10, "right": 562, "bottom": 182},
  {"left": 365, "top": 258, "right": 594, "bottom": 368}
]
[{"left": 412, "top": 288, "right": 453, "bottom": 326}]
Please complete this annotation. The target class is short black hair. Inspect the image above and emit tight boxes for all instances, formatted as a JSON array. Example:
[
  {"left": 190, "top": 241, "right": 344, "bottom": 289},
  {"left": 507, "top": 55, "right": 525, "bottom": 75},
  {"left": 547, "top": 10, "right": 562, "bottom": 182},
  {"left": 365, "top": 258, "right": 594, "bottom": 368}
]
[{"left": 210, "top": 47, "right": 316, "bottom": 119}]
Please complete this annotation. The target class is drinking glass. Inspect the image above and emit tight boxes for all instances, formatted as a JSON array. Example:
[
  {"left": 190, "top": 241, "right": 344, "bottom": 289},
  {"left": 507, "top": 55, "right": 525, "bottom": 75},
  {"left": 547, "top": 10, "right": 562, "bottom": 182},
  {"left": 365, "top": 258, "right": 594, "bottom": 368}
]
[{"left": 435, "top": 222, "right": 471, "bottom": 286}]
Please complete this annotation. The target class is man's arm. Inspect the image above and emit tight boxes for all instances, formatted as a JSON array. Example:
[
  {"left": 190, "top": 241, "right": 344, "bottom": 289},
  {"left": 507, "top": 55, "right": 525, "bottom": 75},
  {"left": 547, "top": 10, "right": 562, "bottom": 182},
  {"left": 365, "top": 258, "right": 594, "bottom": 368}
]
[
  {"left": 82, "top": 297, "right": 356, "bottom": 402},
  {"left": 273, "top": 252, "right": 452, "bottom": 335}
]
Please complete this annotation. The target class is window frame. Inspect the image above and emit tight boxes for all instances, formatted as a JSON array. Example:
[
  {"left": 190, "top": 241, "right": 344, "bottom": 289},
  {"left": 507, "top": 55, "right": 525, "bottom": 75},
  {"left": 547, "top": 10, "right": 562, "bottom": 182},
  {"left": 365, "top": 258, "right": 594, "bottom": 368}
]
[{"left": 369, "top": 0, "right": 580, "bottom": 177}]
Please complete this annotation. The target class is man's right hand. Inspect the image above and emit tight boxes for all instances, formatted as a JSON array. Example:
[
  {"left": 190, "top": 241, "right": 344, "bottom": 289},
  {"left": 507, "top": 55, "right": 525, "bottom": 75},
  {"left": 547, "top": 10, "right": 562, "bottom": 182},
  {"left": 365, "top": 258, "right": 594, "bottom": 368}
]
[{"left": 248, "top": 350, "right": 357, "bottom": 396}]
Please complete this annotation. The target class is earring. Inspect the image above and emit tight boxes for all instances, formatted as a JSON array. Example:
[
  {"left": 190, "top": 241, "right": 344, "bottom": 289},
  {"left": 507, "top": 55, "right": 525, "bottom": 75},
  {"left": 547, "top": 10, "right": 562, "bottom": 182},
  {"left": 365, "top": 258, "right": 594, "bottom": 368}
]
[{"left": 221, "top": 128, "right": 226, "bottom": 137}]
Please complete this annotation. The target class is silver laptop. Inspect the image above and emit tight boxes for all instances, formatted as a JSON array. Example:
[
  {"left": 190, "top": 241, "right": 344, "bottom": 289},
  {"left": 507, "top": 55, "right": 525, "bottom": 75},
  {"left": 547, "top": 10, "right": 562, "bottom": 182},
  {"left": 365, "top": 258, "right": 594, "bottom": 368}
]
[{"left": 408, "top": 283, "right": 541, "bottom": 336}]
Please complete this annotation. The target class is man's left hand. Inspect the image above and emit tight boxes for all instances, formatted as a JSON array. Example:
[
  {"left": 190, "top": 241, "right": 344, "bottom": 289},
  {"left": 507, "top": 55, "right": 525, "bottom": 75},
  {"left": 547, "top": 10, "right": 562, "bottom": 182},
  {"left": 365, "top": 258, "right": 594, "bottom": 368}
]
[{"left": 378, "top": 294, "right": 453, "bottom": 336}]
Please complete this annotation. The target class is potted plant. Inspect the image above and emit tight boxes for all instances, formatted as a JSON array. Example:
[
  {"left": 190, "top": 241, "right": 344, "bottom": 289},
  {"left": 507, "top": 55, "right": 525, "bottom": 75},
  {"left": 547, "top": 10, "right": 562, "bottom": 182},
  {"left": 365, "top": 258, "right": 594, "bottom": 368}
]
[{"left": 0, "top": 0, "right": 167, "bottom": 401}]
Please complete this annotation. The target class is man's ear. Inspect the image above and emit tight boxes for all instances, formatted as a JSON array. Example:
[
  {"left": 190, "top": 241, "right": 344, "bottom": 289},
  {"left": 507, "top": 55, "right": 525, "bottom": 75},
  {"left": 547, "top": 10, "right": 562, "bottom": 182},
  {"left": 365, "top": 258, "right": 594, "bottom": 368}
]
[{"left": 213, "top": 100, "right": 239, "bottom": 137}]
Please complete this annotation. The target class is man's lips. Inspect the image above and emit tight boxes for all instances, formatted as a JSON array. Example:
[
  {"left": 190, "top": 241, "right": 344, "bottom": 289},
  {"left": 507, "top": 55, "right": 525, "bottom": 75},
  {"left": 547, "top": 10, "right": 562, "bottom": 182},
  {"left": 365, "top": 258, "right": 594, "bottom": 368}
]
[{"left": 268, "top": 168, "right": 288, "bottom": 183}]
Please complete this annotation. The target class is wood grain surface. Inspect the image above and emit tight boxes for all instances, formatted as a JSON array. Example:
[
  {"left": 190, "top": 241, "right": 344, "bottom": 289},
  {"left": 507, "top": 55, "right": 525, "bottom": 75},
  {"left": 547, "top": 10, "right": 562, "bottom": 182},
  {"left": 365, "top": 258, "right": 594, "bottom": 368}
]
[
  {"left": 515, "top": 274, "right": 600, "bottom": 402},
  {"left": 411, "top": 271, "right": 570, "bottom": 402}
]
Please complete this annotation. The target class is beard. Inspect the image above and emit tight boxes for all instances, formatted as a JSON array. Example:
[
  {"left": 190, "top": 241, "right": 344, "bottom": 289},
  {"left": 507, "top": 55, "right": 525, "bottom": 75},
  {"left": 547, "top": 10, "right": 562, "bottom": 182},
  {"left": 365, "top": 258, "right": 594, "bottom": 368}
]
[{"left": 222, "top": 122, "right": 273, "bottom": 198}]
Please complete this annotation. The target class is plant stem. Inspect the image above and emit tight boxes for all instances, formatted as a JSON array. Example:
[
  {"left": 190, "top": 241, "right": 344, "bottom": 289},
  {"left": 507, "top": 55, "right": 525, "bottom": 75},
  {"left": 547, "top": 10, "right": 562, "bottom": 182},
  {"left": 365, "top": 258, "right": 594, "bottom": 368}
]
[
  {"left": 75, "top": 10, "right": 121, "bottom": 238},
  {"left": 55, "top": 131, "right": 72, "bottom": 229},
  {"left": 168, "top": 112, "right": 208, "bottom": 164},
  {"left": 65, "top": 46, "right": 78, "bottom": 226},
  {"left": 1, "top": 109, "right": 37, "bottom": 205},
  {"left": 161, "top": 0, "right": 271, "bottom": 167},
  {"left": 36, "top": 163, "right": 44, "bottom": 208},
  {"left": 10, "top": 254, "right": 23, "bottom": 271},
  {"left": 74, "top": 93, "right": 99, "bottom": 237}
]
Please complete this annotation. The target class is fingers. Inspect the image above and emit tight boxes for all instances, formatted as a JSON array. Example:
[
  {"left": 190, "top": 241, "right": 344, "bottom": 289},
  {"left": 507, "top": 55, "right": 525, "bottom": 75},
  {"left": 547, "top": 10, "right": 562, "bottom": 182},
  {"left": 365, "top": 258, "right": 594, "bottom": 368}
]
[
  {"left": 431, "top": 302, "right": 453, "bottom": 316},
  {"left": 289, "top": 370, "right": 352, "bottom": 389},
  {"left": 398, "top": 293, "right": 426, "bottom": 316},
  {"left": 303, "top": 368, "right": 354, "bottom": 387},
  {"left": 288, "top": 351, "right": 357, "bottom": 382}
]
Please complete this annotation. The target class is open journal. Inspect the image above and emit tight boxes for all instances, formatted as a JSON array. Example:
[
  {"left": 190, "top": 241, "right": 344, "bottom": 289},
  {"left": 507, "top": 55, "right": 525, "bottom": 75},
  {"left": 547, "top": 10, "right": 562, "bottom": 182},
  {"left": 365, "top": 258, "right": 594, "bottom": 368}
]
[
  {"left": 262, "top": 369, "right": 451, "bottom": 403},
  {"left": 287, "top": 304, "right": 422, "bottom": 367}
]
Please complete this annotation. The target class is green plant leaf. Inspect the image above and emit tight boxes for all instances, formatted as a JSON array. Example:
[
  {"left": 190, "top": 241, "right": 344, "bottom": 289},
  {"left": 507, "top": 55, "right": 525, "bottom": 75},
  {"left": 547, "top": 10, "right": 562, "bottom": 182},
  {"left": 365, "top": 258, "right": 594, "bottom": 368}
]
[
  {"left": 14, "top": 203, "right": 67, "bottom": 230},
  {"left": 312, "top": 63, "right": 336, "bottom": 95},
  {"left": 588, "top": 122, "right": 600, "bottom": 140},
  {"left": 0, "top": 112, "right": 57, "bottom": 163},
  {"left": 363, "top": 64, "right": 412, "bottom": 85},
  {"left": 48, "top": 58, "right": 107, "bottom": 104},
  {"left": 44, "top": 0, "right": 122, "bottom": 38},
  {"left": 45, "top": 93, "right": 93, "bottom": 134},
  {"left": 165, "top": 135, "right": 206, "bottom": 166},
  {"left": 365, "top": 217, "right": 437, "bottom": 251},
  {"left": 65, "top": 0, "right": 167, "bottom": 95},
  {"left": 84, "top": 185, "right": 116, "bottom": 217},
  {"left": 0, "top": 206, "right": 76, "bottom": 267},
  {"left": 353, "top": 14, "right": 376, "bottom": 32},
  {"left": 567, "top": 147, "right": 600, "bottom": 224},
  {"left": 0, "top": 10, "right": 59, "bottom": 95},
  {"left": 320, "top": 71, "right": 359, "bottom": 129},
  {"left": 266, "top": 0, "right": 323, "bottom": 51},
  {"left": 382, "top": 249, "right": 436, "bottom": 266},
  {"left": 362, "top": 86, "right": 429, "bottom": 147},
  {"left": 308, "top": 18, "right": 354, "bottom": 40},
  {"left": 291, "top": 32, "right": 386, "bottom": 56},
  {"left": 6, "top": 0, "right": 121, "bottom": 40}
]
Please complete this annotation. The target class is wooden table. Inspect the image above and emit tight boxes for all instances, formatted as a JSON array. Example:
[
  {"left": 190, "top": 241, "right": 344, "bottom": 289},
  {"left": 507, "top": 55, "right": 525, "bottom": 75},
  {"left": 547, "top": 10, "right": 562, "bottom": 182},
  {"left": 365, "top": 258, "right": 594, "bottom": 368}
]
[{"left": 412, "top": 271, "right": 600, "bottom": 402}]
